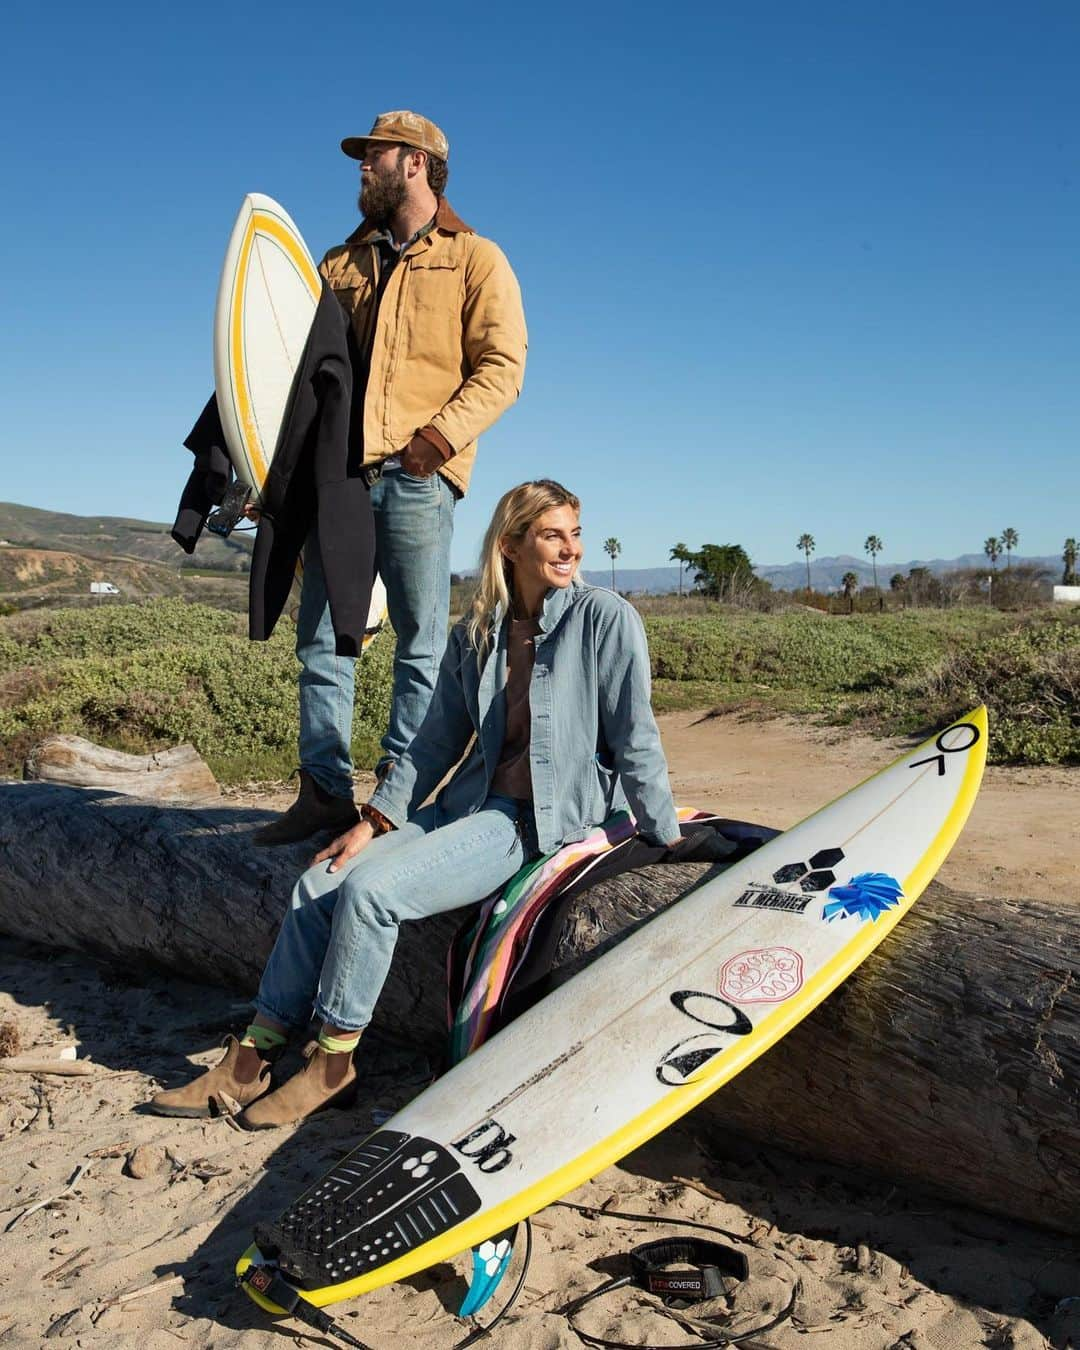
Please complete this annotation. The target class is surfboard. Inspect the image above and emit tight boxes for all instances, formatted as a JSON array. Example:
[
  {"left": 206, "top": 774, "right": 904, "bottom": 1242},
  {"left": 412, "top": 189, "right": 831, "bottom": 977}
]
[
  {"left": 213, "top": 191, "right": 386, "bottom": 638},
  {"left": 238, "top": 707, "right": 987, "bottom": 1313}
]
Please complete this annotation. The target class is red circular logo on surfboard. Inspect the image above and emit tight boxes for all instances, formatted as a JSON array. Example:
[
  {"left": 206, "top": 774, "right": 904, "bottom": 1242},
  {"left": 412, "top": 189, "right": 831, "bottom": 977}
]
[{"left": 718, "top": 947, "right": 804, "bottom": 1003}]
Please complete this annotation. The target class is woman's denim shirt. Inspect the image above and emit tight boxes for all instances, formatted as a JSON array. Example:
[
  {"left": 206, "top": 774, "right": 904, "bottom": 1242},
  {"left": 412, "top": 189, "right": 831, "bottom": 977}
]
[{"left": 368, "top": 581, "right": 680, "bottom": 853}]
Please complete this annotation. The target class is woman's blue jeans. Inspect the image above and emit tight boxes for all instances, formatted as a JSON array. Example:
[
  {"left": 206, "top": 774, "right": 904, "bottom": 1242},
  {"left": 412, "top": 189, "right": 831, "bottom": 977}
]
[
  {"left": 296, "top": 465, "right": 456, "bottom": 797},
  {"left": 254, "top": 796, "right": 536, "bottom": 1033}
]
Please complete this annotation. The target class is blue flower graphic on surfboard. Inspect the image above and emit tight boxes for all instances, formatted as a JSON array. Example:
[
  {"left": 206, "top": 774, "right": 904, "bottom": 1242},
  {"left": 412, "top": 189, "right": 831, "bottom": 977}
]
[{"left": 823, "top": 872, "right": 903, "bottom": 923}]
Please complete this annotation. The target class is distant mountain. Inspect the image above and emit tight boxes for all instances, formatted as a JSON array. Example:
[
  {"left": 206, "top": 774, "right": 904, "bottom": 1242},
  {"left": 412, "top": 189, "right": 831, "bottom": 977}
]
[
  {"left": 0, "top": 502, "right": 252, "bottom": 573},
  {"left": 754, "top": 552, "right": 1060, "bottom": 593},
  {"left": 578, "top": 567, "right": 692, "bottom": 593}
]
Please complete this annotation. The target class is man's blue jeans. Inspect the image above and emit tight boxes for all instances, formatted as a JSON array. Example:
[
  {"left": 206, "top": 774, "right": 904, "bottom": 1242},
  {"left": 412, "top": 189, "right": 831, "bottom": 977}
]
[
  {"left": 296, "top": 465, "right": 456, "bottom": 798},
  {"left": 253, "top": 796, "right": 536, "bottom": 1031}
]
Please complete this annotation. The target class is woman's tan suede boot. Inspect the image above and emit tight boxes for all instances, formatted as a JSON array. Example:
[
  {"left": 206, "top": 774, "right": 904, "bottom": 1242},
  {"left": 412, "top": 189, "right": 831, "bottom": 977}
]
[
  {"left": 238, "top": 1042, "right": 358, "bottom": 1130},
  {"left": 148, "top": 1037, "right": 276, "bottom": 1118}
]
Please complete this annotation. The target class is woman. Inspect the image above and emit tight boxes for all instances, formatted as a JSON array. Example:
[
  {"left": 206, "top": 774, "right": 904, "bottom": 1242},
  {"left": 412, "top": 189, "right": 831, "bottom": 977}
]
[{"left": 150, "top": 480, "right": 680, "bottom": 1127}]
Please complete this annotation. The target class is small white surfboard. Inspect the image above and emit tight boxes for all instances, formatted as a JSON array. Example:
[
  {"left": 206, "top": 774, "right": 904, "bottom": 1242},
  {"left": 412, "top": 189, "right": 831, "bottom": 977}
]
[
  {"left": 239, "top": 708, "right": 988, "bottom": 1311},
  {"left": 213, "top": 192, "right": 386, "bottom": 639},
  {"left": 214, "top": 193, "right": 321, "bottom": 505}
]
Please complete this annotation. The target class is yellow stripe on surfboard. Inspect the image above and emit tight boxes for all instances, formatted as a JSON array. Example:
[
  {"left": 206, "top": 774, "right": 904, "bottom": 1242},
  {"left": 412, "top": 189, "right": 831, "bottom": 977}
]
[
  {"left": 237, "top": 706, "right": 988, "bottom": 1311},
  {"left": 228, "top": 207, "right": 321, "bottom": 490}
]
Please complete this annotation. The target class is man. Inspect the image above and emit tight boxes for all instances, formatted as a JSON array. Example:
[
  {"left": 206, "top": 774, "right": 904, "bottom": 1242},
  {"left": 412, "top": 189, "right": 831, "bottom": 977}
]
[{"left": 255, "top": 111, "right": 527, "bottom": 845}]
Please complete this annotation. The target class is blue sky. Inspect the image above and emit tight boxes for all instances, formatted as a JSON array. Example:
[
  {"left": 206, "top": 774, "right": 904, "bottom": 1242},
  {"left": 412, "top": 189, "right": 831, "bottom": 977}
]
[{"left": 1, "top": 0, "right": 1076, "bottom": 572}]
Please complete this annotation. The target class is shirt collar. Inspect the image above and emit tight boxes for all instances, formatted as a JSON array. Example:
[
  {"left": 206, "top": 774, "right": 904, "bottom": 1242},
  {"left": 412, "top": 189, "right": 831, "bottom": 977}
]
[
  {"left": 347, "top": 196, "right": 474, "bottom": 247},
  {"left": 493, "top": 581, "right": 578, "bottom": 639},
  {"left": 537, "top": 581, "right": 578, "bottom": 635},
  {"left": 372, "top": 215, "right": 435, "bottom": 255}
]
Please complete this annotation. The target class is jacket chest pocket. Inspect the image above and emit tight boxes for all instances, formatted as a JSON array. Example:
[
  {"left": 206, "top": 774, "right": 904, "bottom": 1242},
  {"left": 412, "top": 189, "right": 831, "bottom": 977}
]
[
  {"left": 329, "top": 268, "right": 373, "bottom": 313},
  {"left": 329, "top": 276, "right": 375, "bottom": 354},
  {"left": 405, "top": 257, "right": 461, "bottom": 317}
]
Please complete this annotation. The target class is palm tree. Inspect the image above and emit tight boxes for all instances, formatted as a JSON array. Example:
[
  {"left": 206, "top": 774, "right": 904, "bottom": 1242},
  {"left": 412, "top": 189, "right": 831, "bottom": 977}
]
[
  {"left": 908, "top": 566, "right": 930, "bottom": 609},
  {"left": 603, "top": 537, "right": 621, "bottom": 591},
  {"left": 864, "top": 534, "right": 883, "bottom": 598},
  {"left": 984, "top": 536, "right": 1002, "bottom": 570},
  {"left": 797, "top": 533, "right": 815, "bottom": 597},
  {"left": 1064, "top": 538, "right": 1079, "bottom": 587},
  {"left": 669, "top": 542, "right": 691, "bottom": 597},
  {"left": 841, "top": 571, "right": 858, "bottom": 613},
  {"left": 1001, "top": 527, "right": 1018, "bottom": 569}
]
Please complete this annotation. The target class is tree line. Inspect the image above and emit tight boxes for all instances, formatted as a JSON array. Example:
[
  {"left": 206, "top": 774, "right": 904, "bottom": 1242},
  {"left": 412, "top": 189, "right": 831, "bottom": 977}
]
[
  {"left": 596, "top": 525, "right": 1077, "bottom": 604},
  {"left": 796, "top": 527, "right": 1078, "bottom": 594}
]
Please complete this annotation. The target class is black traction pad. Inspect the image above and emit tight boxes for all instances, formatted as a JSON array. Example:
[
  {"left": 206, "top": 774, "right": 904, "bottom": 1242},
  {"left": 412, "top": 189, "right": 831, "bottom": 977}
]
[{"left": 254, "top": 1130, "right": 481, "bottom": 1289}]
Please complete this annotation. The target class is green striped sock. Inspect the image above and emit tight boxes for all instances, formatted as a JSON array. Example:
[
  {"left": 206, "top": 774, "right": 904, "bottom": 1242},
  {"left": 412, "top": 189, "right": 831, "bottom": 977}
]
[
  {"left": 240, "top": 1024, "right": 288, "bottom": 1052},
  {"left": 318, "top": 1031, "right": 362, "bottom": 1055}
]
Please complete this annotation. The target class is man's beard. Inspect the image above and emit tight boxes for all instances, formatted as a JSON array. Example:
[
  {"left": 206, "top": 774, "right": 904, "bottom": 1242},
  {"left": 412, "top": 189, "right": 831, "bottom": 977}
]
[{"left": 359, "top": 161, "right": 407, "bottom": 226}]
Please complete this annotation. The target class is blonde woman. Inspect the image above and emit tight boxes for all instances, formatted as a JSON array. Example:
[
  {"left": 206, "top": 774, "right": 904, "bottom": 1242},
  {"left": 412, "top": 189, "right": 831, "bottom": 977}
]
[{"left": 150, "top": 480, "right": 680, "bottom": 1127}]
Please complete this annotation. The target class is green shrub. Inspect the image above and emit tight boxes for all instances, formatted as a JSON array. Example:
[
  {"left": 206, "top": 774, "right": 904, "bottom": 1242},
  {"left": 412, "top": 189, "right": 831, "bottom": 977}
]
[
  {"left": 643, "top": 610, "right": 1005, "bottom": 693},
  {"left": 0, "top": 599, "right": 394, "bottom": 782},
  {"left": 642, "top": 606, "right": 1075, "bottom": 765},
  {"left": 865, "top": 609, "right": 1080, "bottom": 764}
]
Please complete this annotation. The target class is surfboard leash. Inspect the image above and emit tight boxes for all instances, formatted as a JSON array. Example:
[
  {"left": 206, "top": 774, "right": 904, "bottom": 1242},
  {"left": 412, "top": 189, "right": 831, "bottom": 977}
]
[
  {"left": 238, "top": 1263, "right": 372, "bottom": 1349},
  {"left": 237, "top": 1202, "right": 792, "bottom": 1350},
  {"left": 550, "top": 1201, "right": 797, "bottom": 1350}
]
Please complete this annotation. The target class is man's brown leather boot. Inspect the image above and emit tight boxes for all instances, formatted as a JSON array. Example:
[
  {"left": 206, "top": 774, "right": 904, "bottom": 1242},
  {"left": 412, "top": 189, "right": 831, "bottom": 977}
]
[
  {"left": 148, "top": 1036, "right": 276, "bottom": 1118},
  {"left": 239, "top": 1042, "right": 358, "bottom": 1130},
  {"left": 253, "top": 770, "right": 360, "bottom": 847}
]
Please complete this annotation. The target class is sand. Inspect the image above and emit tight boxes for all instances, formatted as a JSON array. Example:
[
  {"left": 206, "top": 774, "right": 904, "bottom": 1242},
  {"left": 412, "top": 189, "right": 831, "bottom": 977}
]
[{"left": 0, "top": 712, "right": 1077, "bottom": 1349}]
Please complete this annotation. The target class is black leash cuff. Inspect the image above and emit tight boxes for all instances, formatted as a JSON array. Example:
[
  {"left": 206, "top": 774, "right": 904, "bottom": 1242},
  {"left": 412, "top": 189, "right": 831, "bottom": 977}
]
[
  {"left": 558, "top": 1233, "right": 795, "bottom": 1350},
  {"left": 630, "top": 1236, "right": 749, "bottom": 1305}
]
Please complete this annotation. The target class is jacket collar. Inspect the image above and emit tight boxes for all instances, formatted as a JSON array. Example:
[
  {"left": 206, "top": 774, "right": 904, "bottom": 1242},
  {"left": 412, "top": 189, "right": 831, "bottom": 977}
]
[
  {"left": 492, "top": 581, "right": 579, "bottom": 641},
  {"left": 346, "top": 197, "right": 473, "bottom": 247},
  {"left": 538, "top": 580, "right": 578, "bottom": 635}
]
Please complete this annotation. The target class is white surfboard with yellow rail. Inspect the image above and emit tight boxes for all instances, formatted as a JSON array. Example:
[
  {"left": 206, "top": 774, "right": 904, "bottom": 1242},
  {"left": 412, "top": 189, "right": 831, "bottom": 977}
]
[
  {"left": 238, "top": 708, "right": 988, "bottom": 1312},
  {"left": 213, "top": 192, "right": 386, "bottom": 635}
]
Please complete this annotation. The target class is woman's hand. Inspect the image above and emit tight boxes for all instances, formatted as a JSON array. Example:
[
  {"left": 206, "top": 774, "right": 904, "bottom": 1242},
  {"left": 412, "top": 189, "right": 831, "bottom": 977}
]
[
  {"left": 313, "top": 819, "right": 375, "bottom": 873},
  {"left": 242, "top": 502, "right": 262, "bottom": 522}
]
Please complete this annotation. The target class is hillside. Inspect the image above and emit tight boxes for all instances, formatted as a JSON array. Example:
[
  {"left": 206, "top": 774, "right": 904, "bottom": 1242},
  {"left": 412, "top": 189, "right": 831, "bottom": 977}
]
[
  {"left": 0, "top": 546, "right": 248, "bottom": 613},
  {"left": 0, "top": 502, "right": 252, "bottom": 573}
]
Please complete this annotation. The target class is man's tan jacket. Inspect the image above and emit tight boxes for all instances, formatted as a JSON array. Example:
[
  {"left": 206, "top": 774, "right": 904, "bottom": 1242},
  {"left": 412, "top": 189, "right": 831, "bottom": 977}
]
[{"left": 319, "top": 199, "right": 527, "bottom": 496}]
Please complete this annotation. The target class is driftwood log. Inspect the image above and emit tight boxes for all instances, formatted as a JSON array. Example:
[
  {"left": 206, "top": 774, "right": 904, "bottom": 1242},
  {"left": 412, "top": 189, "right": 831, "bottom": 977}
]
[
  {"left": 0, "top": 782, "right": 1076, "bottom": 1235},
  {"left": 23, "top": 735, "right": 220, "bottom": 803}
]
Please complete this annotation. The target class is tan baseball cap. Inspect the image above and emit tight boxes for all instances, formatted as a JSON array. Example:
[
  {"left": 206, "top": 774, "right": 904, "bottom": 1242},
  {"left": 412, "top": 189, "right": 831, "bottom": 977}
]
[{"left": 341, "top": 110, "right": 449, "bottom": 162}]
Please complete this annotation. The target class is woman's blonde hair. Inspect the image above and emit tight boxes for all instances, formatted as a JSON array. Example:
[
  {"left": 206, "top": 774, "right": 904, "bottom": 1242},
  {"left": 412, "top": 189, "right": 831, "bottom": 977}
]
[{"left": 466, "top": 479, "right": 581, "bottom": 656}]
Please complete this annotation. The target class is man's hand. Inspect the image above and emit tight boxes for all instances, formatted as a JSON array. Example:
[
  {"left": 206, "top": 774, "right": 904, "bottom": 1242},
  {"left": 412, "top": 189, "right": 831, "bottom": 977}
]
[
  {"left": 313, "top": 819, "right": 375, "bottom": 873},
  {"left": 241, "top": 502, "right": 262, "bottom": 522},
  {"left": 400, "top": 431, "right": 448, "bottom": 479}
]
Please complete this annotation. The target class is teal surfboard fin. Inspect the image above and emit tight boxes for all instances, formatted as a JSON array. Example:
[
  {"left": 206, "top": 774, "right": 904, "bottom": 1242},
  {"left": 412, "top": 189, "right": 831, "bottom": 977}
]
[{"left": 459, "top": 1229, "right": 515, "bottom": 1316}]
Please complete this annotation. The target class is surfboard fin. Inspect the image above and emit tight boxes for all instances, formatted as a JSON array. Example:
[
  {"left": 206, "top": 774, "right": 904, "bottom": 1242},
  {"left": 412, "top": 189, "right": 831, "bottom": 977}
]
[{"left": 458, "top": 1228, "right": 515, "bottom": 1316}]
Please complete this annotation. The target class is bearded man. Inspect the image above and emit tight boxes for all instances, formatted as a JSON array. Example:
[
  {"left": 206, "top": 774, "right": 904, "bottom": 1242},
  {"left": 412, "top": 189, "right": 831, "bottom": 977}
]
[{"left": 256, "top": 111, "right": 527, "bottom": 845}]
